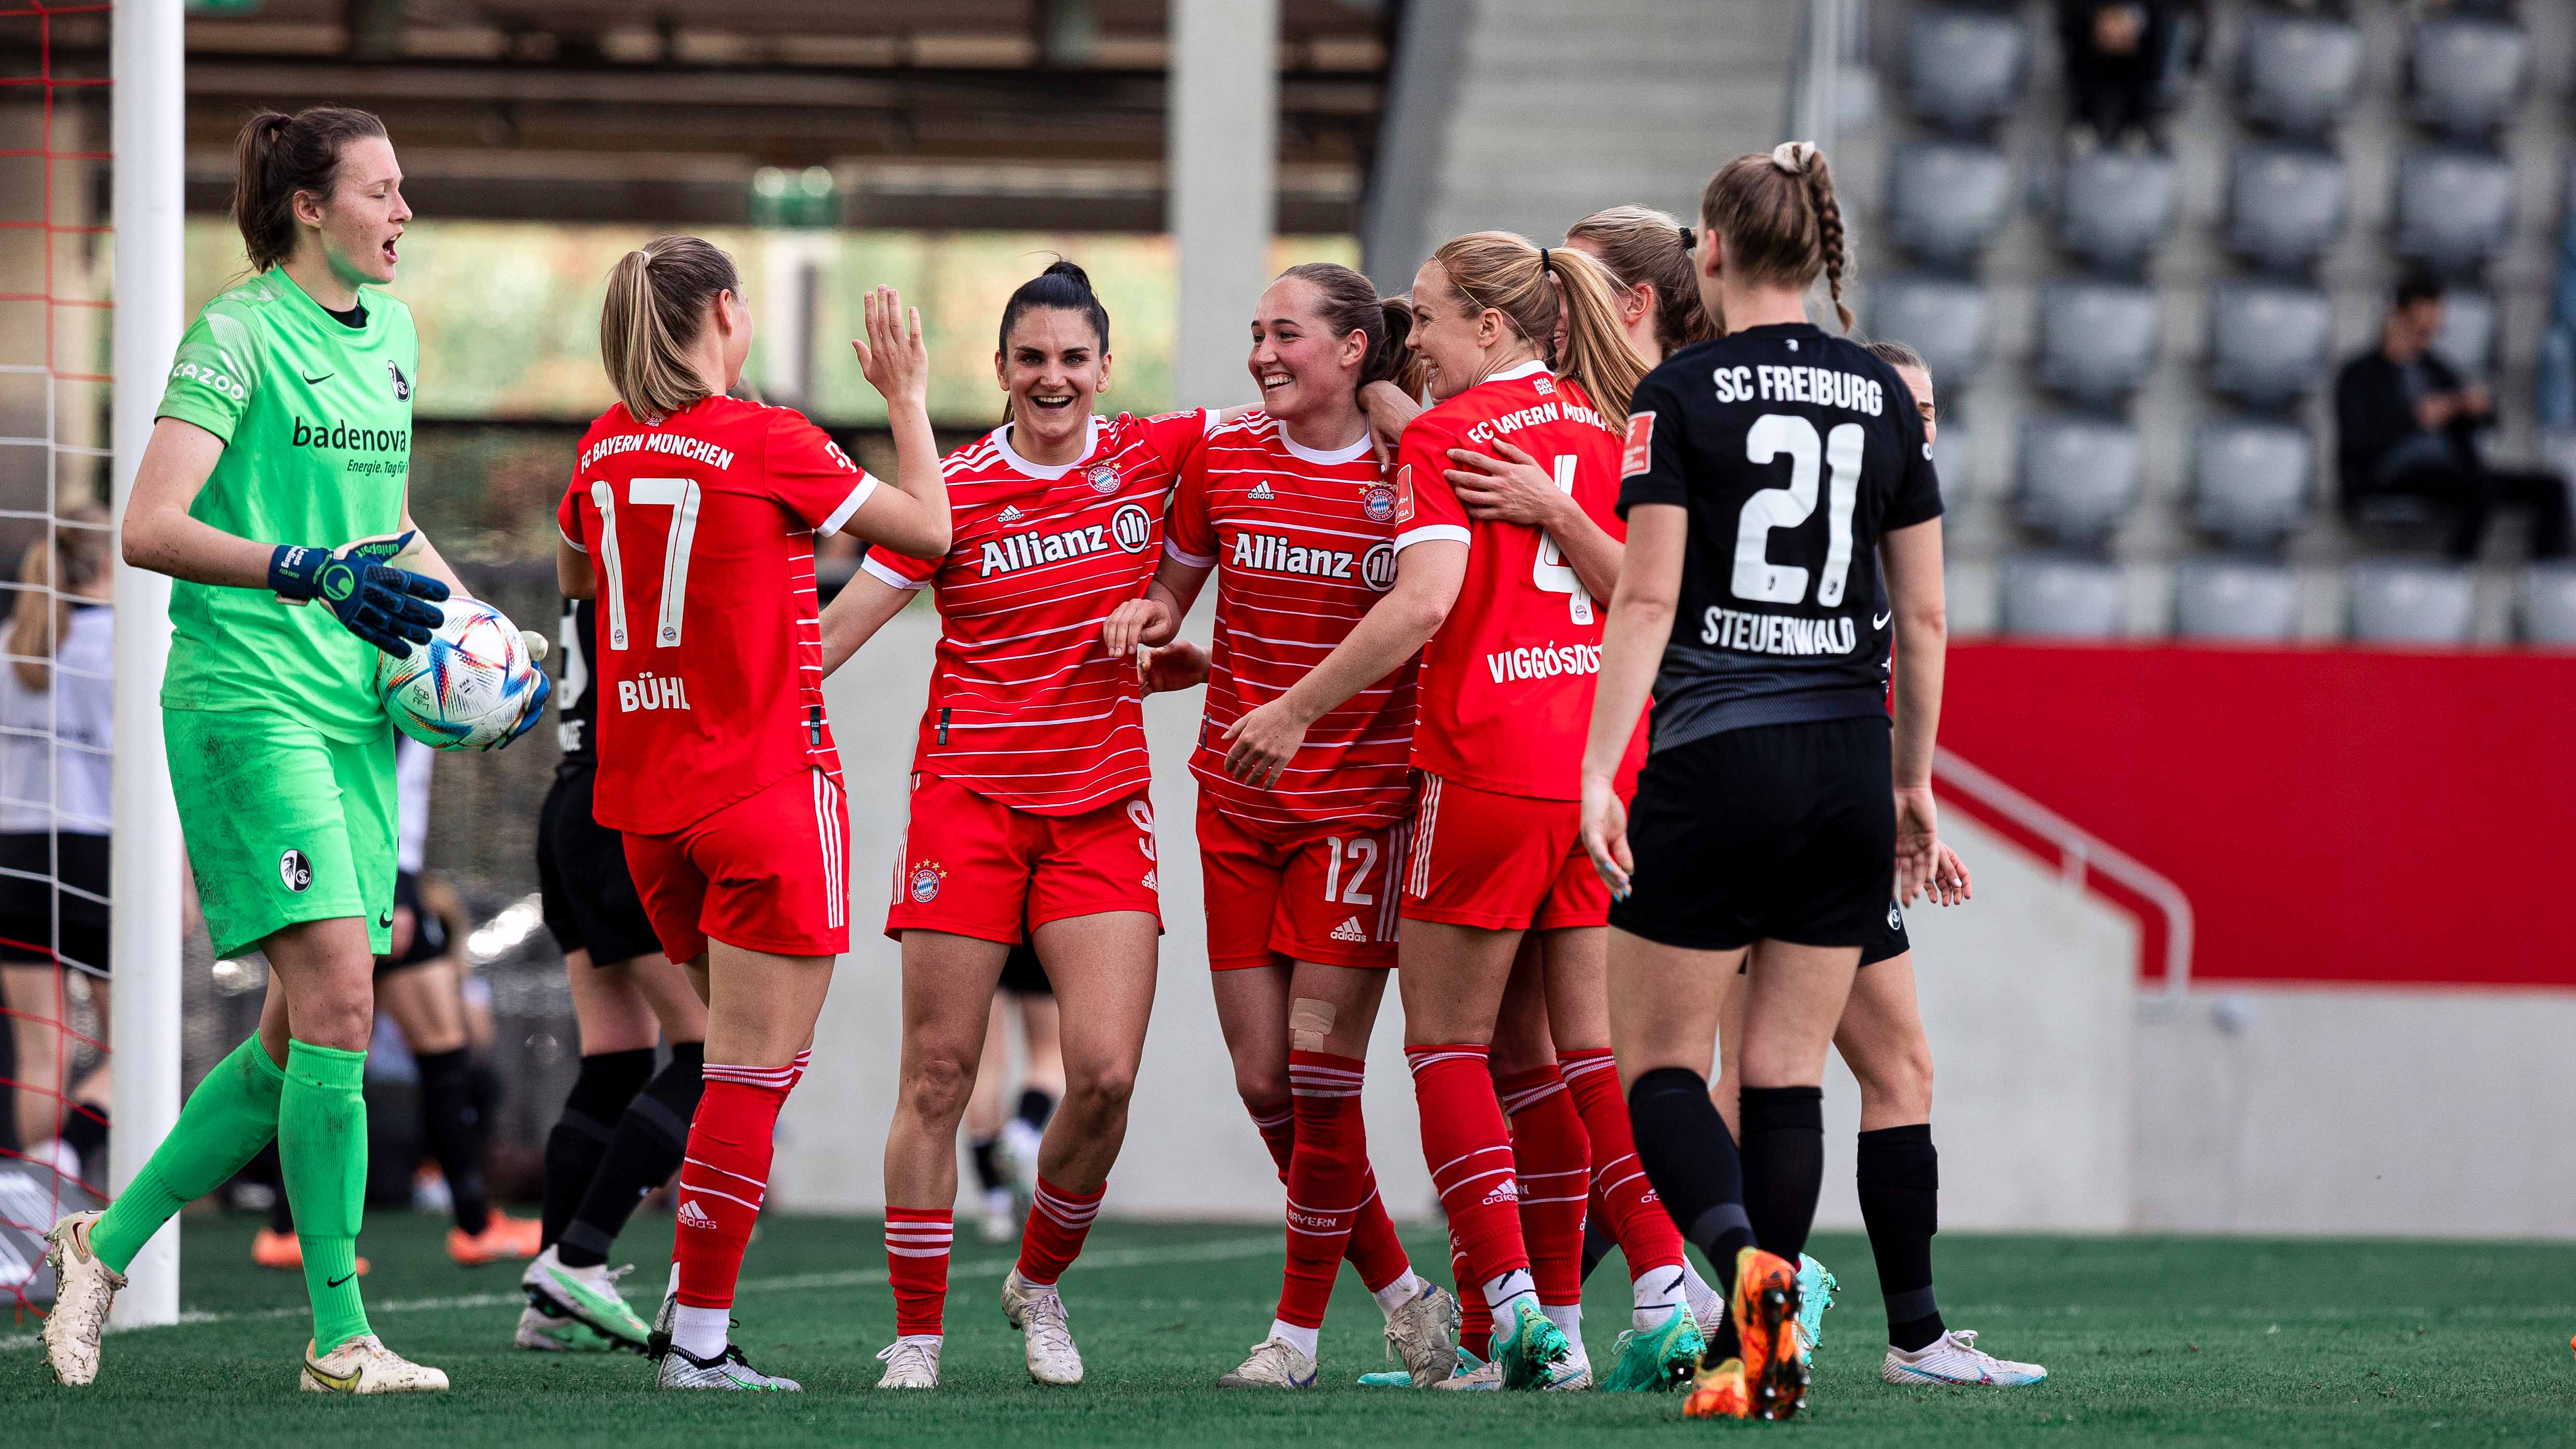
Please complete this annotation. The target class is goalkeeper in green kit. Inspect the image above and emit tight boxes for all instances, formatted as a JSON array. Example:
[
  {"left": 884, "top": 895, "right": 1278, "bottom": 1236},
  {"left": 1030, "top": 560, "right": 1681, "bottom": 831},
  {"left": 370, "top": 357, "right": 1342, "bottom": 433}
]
[{"left": 43, "top": 107, "right": 536, "bottom": 1394}]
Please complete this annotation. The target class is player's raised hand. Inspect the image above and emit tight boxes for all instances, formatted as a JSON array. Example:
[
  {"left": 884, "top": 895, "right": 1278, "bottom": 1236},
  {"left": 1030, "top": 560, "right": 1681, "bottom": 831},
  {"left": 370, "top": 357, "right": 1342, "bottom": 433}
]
[
  {"left": 1893, "top": 784, "right": 1942, "bottom": 906},
  {"left": 1221, "top": 696, "right": 1311, "bottom": 789},
  {"left": 1444, "top": 441, "right": 1568, "bottom": 527},
  {"left": 1578, "top": 771, "right": 1633, "bottom": 899},
  {"left": 853, "top": 285, "right": 929, "bottom": 409},
  {"left": 1138, "top": 638, "right": 1209, "bottom": 696},
  {"left": 1103, "top": 596, "right": 1177, "bottom": 660}
]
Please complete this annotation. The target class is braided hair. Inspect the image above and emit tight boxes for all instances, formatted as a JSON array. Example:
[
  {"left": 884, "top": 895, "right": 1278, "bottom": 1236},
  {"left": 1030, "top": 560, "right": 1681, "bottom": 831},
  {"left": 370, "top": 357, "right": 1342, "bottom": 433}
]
[{"left": 1698, "top": 140, "right": 1854, "bottom": 333}]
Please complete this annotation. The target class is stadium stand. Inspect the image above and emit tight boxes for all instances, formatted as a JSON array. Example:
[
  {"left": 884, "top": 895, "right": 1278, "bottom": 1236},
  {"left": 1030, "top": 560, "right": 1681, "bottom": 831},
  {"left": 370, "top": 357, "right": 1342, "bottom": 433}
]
[
  {"left": 1998, "top": 553, "right": 2127, "bottom": 639},
  {"left": 2191, "top": 418, "right": 2314, "bottom": 551},
  {"left": 2224, "top": 144, "right": 2348, "bottom": 275},
  {"left": 1903, "top": 3, "right": 2030, "bottom": 134},
  {"left": 2395, "top": 146, "right": 2517, "bottom": 276},
  {"left": 2037, "top": 278, "right": 2162, "bottom": 404},
  {"left": 2207, "top": 280, "right": 2336, "bottom": 409},
  {"left": 2236, "top": 9, "right": 2367, "bottom": 138},
  {"left": 2408, "top": 13, "right": 2529, "bottom": 142},
  {"left": 2430, "top": 287, "right": 2498, "bottom": 380},
  {"left": 1889, "top": 139, "right": 2016, "bottom": 269},
  {"left": 2347, "top": 559, "right": 2477, "bottom": 644},
  {"left": 2173, "top": 556, "right": 2300, "bottom": 641},
  {"left": 2517, "top": 562, "right": 2576, "bottom": 645},
  {"left": 2056, "top": 147, "right": 2180, "bottom": 274},
  {"left": 1868, "top": 274, "right": 1992, "bottom": 386},
  {"left": 2017, "top": 412, "right": 2143, "bottom": 545}
]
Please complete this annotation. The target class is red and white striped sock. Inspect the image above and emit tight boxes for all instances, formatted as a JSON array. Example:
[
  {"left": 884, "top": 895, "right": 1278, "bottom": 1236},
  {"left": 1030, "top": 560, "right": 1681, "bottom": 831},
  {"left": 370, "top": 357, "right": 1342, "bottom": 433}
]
[
  {"left": 1497, "top": 1064, "right": 1589, "bottom": 1318},
  {"left": 1276, "top": 1050, "right": 1368, "bottom": 1331},
  {"left": 669, "top": 1063, "right": 791, "bottom": 1358},
  {"left": 1450, "top": 1229, "right": 1491, "bottom": 1357},
  {"left": 884, "top": 1206, "right": 952, "bottom": 1339},
  {"left": 1559, "top": 1047, "right": 1688, "bottom": 1285},
  {"left": 1249, "top": 1094, "right": 1412, "bottom": 1296},
  {"left": 1405, "top": 1045, "right": 1529, "bottom": 1296},
  {"left": 1016, "top": 1175, "right": 1104, "bottom": 1287},
  {"left": 1248, "top": 1101, "right": 1296, "bottom": 1174}
]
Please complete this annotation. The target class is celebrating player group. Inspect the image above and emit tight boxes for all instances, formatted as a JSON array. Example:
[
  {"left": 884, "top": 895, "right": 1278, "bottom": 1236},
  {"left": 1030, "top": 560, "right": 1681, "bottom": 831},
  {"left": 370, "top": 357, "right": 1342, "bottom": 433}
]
[{"left": 42, "top": 106, "right": 2044, "bottom": 1421}]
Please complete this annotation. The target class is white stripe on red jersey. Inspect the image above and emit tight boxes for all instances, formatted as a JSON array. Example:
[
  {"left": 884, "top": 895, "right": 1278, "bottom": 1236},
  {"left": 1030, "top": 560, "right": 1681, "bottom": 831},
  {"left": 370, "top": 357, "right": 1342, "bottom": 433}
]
[
  {"left": 864, "top": 411, "right": 1211, "bottom": 817},
  {"left": 558, "top": 395, "right": 874, "bottom": 835},
  {"left": 1165, "top": 411, "right": 1418, "bottom": 838}
]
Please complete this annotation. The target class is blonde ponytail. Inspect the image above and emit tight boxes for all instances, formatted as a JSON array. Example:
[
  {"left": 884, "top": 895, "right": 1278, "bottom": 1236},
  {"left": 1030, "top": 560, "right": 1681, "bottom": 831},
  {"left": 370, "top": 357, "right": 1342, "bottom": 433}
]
[
  {"left": 1427, "top": 231, "right": 1650, "bottom": 423},
  {"left": 599, "top": 235, "right": 740, "bottom": 422}
]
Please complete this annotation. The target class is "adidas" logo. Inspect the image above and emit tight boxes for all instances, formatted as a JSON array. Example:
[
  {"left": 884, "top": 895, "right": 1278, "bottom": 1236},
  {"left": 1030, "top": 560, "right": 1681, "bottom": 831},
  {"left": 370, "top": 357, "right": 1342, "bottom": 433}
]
[
  {"left": 1480, "top": 1181, "right": 1520, "bottom": 1207},
  {"left": 676, "top": 1199, "right": 719, "bottom": 1230},
  {"left": 997, "top": 504, "right": 1024, "bottom": 522},
  {"left": 1330, "top": 916, "right": 1366, "bottom": 943},
  {"left": 1248, "top": 481, "right": 1274, "bottom": 500}
]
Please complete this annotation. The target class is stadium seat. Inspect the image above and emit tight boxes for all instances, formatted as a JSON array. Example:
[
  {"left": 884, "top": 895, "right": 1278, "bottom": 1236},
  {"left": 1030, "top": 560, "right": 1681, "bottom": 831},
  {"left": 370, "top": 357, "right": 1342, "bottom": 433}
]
[
  {"left": 2430, "top": 288, "right": 2496, "bottom": 379},
  {"left": 2541, "top": 429, "right": 2576, "bottom": 500},
  {"left": 2017, "top": 413, "right": 2142, "bottom": 545},
  {"left": 2395, "top": 147, "right": 2514, "bottom": 275},
  {"left": 1998, "top": 554, "right": 2126, "bottom": 639},
  {"left": 1932, "top": 415, "right": 1974, "bottom": 500},
  {"left": 1904, "top": 5, "right": 2028, "bottom": 134},
  {"left": 2206, "top": 281, "right": 2332, "bottom": 408},
  {"left": 2057, "top": 149, "right": 2177, "bottom": 273},
  {"left": 1889, "top": 141, "right": 2013, "bottom": 269},
  {"left": 2517, "top": 564, "right": 2576, "bottom": 645},
  {"left": 2410, "top": 16, "right": 2528, "bottom": 141},
  {"left": 2036, "top": 279, "right": 2160, "bottom": 405},
  {"left": 1865, "top": 275, "right": 1990, "bottom": 388},
  {"left": 2191, "top": 418, "right": 2313, "bottom": 549},
  {"left": 2236, "top": 11, "right": 2365, "bottom": 139},
  {"left": 2346, "top": 560, "right": 2476, "bottom": 645},
  {"left": 2173, "top": 557, "right": 2298, "bottom": 642},
  {"left": 2225, "top": 145, "right": 2346, "bottom": 274}
]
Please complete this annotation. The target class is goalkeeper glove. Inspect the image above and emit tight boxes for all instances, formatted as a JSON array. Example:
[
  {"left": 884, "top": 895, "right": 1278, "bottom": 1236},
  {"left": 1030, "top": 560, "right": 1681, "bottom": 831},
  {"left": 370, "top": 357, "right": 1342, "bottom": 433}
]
[
  {"left": 270, "top": 531, "right": 450, "bottom": 656},
  {"left": 491, "top": 664, "right": 552, "bottom": 751}
]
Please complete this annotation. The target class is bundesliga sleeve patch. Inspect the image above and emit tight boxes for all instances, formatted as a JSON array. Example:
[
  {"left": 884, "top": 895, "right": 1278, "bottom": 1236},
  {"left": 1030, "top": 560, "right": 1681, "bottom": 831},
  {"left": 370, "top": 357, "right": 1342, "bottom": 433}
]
[
  {"left": 1394, "top": 464, "right": 1414, "bottom": 524},
  {"left": 1620, "top": 411, "right": 1656, "bottom": 478}
]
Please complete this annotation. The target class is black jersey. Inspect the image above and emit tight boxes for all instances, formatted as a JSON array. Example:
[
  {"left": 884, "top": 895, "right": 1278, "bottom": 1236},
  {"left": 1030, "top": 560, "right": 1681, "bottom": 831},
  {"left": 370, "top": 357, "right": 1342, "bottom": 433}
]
[
  {"left": 554, "top": 596, "right": 599, "bottom": 774},
  {"left": 1617, "top": 322, "right": 1942, "bottom": 753}
]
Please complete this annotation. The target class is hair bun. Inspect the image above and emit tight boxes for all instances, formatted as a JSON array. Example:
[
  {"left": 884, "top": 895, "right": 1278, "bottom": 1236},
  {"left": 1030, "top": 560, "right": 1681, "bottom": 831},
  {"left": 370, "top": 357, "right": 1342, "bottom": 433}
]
[
  {"left": 1041, "top": 258, "right": 1094, "bottom": 290},
  {"left": 1771, "top": 140, "right": 1815, "bottom": 175}
]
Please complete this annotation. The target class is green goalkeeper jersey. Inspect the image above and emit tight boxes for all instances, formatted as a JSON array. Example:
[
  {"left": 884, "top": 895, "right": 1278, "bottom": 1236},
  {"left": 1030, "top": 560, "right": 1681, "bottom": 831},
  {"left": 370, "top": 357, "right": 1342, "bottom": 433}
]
[{"left": 155, "top": 267, "right": 419, "bottom": 741}]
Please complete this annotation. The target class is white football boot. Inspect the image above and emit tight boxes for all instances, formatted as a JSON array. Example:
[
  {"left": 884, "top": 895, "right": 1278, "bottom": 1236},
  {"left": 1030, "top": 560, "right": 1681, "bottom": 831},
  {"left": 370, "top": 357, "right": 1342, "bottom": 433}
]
[
  {"left": 1881, "top": 1329, "right": 2048, "bottom": 1386},
  {"left": 1382, "top": 1281, "right": 1463, "bottom": 1387},
  {"left": 652, "top": 1339, "right": 801, "bottom": 1391},
  {"left": 39, "top": 1210, "right": 121, "bottom": 1386},
  {"left": 1001, "top": 1269, "right": 1085, "bottom": 1385},
  {"left": 1218, "top": 1336, "right": 1319, "bottom": 1389},
  {"left": 874, "top": 1336, "right": 942, "bottom": 1389},
  {"left": 300, "top": 1335, "right": 451, "bottom": 1393}
]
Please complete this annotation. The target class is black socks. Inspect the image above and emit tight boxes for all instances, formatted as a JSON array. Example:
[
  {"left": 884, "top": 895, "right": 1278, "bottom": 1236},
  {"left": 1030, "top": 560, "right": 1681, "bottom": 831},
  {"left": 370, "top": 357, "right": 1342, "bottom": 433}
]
[
  {"left": 1627, "top": 1066, "right": 1751, "bottom": 1356},
  {"left": 1738, "top": 1084, "right": 1824, "bottom": 1268},
  {"left": 414, "top": 1048, "right": 491, "bottom": 1238},
  {"left": 1015, "top": 1087, "right": 1056, "bottom": 1133},
  {"left": 557, "top": 1041, "right": 704, "bottom": 1269},
  {"left": 1857, "top": 1122, "right": 1945, "bottom": 1351},
  {"left": 970, "top": 1137, "right": 1005, "bottom": 1193},
  {"left": 543, "top": 1048, "right": 656, "bottom": 1248}
]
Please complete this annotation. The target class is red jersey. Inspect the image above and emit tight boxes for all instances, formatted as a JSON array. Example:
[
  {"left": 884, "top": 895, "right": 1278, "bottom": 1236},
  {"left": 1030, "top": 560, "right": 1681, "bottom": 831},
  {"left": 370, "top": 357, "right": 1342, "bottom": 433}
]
[
  {"left": 1394, "top": 361, "right": 1628, "bottom": 802},
  {"left": 1165, "top": 411, "right": 1418, "bottom": 838},
  {"left": 557, "top": 395, "right": 878, "bottom": 835},
  {"left": 862, "top": 410, "right": 1211, "bottom": 817}
]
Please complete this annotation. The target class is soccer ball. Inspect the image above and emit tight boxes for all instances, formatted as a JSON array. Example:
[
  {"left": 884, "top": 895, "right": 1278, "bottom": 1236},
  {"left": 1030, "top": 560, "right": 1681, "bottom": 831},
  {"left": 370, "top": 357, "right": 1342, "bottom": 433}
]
[{"left": 377, "top": 598, "right": 547, "bottom": 750}]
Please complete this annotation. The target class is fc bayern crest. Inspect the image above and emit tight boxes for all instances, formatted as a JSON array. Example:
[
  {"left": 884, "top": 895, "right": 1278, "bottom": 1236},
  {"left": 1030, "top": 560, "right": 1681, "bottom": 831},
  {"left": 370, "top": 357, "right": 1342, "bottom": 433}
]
[
  {"left": 909, "top": 862, "right": 946, "bottom": 903},
  {"left": 1361, "top": 483, "right": 1397, "bottom": 522},
  {"left": 1085, "top": 462, "right": 1122, "bottom": 495}
]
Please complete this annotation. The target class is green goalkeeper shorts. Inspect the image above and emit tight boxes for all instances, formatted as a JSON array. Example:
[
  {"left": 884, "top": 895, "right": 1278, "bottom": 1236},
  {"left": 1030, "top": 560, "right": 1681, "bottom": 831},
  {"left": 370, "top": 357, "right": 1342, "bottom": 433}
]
[{"left": 165, "top": 706, "right": 397, "bottom": 961}]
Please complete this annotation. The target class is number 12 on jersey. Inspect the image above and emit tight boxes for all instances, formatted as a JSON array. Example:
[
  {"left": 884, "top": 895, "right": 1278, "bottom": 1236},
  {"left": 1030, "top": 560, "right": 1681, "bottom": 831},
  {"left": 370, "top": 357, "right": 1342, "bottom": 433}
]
[{"left": 589, "top": 477, "right": 703, "bottom": 650}]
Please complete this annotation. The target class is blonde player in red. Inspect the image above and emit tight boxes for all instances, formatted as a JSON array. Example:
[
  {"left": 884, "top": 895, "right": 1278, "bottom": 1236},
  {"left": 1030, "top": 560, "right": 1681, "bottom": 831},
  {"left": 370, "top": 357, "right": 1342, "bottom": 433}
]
[
  {"left": 1099, "top": 263, "right": 1462, "bottom": 1390},
  {"left": 1222, "top": 233, "right": 1667, "bottom": 1391},
  {"left": 557, "top": 238, "right": 949, "bottom": 1391},
  {"left": 818, "top": 260, "right": 1215, "bottom": 1390}
]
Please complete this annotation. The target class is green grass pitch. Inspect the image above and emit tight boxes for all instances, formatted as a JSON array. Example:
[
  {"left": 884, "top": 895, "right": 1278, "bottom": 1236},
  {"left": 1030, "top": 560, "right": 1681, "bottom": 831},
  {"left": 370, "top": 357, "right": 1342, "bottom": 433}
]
[{"left": 5, "top": 1212, "right": 2572, "bottom": 1445}]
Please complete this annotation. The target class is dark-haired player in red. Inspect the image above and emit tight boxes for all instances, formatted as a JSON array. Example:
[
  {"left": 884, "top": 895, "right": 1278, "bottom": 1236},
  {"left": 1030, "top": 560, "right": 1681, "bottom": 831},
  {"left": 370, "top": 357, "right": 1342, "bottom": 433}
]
[
  {"left": 559, "top": 243, "right": 949, "bottom": 1391},
  {"left": 818, "top": 260, "right": 1214, "bottom": 1390},
  {"left": 1101, "top": 263, "right": 1460, "bottom": 1390}
]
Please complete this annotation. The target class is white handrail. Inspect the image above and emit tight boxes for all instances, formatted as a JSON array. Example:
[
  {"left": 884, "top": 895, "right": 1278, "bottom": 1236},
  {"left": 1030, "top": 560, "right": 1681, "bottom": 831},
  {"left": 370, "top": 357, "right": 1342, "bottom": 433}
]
[{"left": 1933, "top": 747, "right": 2195, "bottom": 1018}]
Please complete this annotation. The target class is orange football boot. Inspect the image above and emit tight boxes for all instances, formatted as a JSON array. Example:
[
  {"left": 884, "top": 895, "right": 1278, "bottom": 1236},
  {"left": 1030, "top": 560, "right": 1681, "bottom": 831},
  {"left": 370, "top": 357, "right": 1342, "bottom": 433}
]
[
  {"left": 447, "top": 1211, "right": 542, "bottom": 1266},
  {"left": 1681, "top": 1356, "right": 1753, "bottom": 1418},
  {"left": 1730, "top": 1247, "right": 1810, "bottom": 1421},
  {"left": 251, "top": 1227, "right": 368, "bottom": 1275}
]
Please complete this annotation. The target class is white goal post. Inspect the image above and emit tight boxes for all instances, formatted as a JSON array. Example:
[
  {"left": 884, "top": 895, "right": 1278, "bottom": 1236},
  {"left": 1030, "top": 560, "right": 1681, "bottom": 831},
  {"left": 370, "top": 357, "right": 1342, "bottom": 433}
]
[{"left": 107, "top": 0, "right": 183, "bottom": 1329}]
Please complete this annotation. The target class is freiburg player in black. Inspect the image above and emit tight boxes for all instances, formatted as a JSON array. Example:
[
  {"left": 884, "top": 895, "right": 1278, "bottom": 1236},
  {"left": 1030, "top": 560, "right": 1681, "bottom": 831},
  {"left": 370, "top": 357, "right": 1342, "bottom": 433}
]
[{"left": 1577, "top": 143, "right": 1950, "bottom": 1422}]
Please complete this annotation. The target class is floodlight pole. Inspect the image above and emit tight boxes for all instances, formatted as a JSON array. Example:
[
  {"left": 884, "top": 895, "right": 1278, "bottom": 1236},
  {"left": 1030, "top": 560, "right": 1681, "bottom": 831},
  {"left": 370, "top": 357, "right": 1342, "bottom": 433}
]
[
  {"left": 107, "top": 0, "right": 185, "bottom": 1328},
  {"left": 1170, "top": 0, "right": 1279, "bottom": 410}
]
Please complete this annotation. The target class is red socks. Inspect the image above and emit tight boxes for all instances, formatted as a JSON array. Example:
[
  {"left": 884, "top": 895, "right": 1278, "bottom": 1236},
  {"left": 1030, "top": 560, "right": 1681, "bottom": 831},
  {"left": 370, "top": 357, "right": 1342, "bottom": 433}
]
[
  {"left": 1245, "top": 1087, "right": 1414, "bottom": 1301},
  {"left": 1406, "top": 1044, "right": 1529, "bottom": 1288},
  {"left": 1272, "top": 1051, "right": 1371, "bottom": 1328},
  {"left": 1017, "top": 1175, "right": 1104, "bottom": 1286},
  {"left": 1450, "top": 1230, "right": 1491, "bottom": 1356},
  {"left": 1497, "top": 1064, "right": 1589, "bottom": 1311},
  {"left": 884, "top": 1207, "right": 952, "bottom": 1337},
  {"left": 672, "top": 1066, "right": 790, "bottom": 1311},
  {"left": 1560, "top": 1047, "right": 1686, "bottom": 1274}
]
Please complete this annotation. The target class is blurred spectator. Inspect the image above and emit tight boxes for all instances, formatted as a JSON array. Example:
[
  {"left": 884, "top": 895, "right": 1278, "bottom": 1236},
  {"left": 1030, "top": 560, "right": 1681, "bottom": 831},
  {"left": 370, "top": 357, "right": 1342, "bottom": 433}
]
[
  {"left": 0, "top": 508, "right": 115, "bottom": 1182},
  {"left": 2337, "top": 268, "right": 2570, "bottom": 559},
  {"left": 2059, "top": 1, "right": 2198, "bottom": 151}
]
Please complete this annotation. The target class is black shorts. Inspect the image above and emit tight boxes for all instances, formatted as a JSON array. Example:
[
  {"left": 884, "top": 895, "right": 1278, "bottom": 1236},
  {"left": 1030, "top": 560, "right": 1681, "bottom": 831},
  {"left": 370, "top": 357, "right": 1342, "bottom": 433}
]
[
  {"left": 1611, "top": 716, "right": 1895, "bottom": 953},
  {"left": 999, "top": 943, "right": 1052, "bottom": 996},
  {"left": 537, "top": 766, "right": 663, "bottom": 967},
  {"left": 1743, "top": 899, "right": 1908, "bottom": 975},
  {"left": 0, "top": 832, "right": 109, "bottom": 976},
  {"left": 373, "top": 870, "right": 452, "bottom": 976}
]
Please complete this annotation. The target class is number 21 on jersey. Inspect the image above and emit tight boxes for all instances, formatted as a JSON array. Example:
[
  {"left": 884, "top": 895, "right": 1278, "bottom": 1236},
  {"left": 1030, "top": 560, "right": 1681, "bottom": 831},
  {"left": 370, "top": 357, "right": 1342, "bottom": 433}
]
[
  {"left": 590, "top": 477, "right": 702, "bottom": 649},
  {"left": 1735, "top": 413, "right": 1863, "bottom": 607}
]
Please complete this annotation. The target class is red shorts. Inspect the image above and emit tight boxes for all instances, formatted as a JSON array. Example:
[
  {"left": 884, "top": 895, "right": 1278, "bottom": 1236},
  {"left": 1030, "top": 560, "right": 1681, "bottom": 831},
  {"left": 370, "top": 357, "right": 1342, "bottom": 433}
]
[
  {"left": 1197, "top": 797, "right": 1407, "bottom": 971},
  {"left": 884, "top": 773, "right": 1161, "bottom": 944},
  {"left": 1400, "top": 770, "right": 1608, "bottom": 931},
  {"left": 622, "top": 767, "right": 851, "bottom": 963}
]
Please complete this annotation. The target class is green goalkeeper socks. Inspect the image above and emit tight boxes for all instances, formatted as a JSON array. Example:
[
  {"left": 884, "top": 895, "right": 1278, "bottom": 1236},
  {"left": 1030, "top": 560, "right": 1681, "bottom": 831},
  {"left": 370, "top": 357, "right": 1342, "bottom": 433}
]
[
  {"left": 280, "top": 1039, "right": 372, "bottom": 1352},
  {"left": 90, "top": 1034, "right": 287, "bottom": 1274}
]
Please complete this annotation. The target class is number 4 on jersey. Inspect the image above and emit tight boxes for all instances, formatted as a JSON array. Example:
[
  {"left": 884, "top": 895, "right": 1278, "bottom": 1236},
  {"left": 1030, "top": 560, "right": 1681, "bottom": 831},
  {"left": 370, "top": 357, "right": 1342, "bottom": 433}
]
[
  {"left": 1530, "top": 454, "right": 1596, "bottom": 625},
  {"left": 589, "top": 476, "right": 703, "bottom": 649}
]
